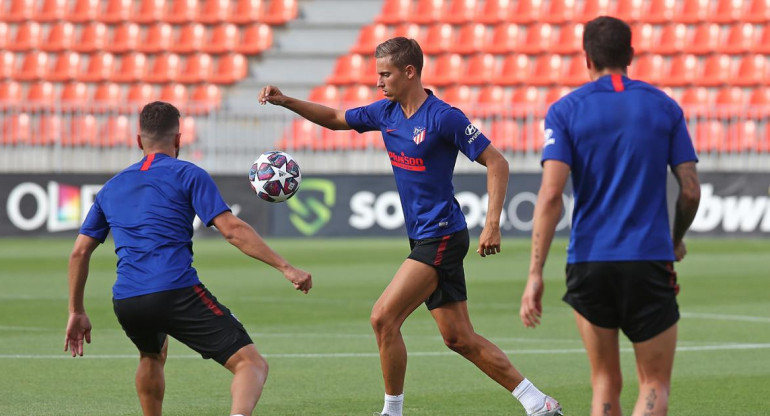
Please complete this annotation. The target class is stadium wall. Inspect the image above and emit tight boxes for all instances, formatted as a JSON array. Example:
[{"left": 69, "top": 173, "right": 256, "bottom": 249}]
[{"left": 1, "top": 172, "right": 769, "bottom": 238}]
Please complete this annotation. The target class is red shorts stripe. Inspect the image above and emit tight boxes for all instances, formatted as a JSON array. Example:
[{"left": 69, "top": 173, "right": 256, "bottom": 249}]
[
  {"left": 140, "top": 153, "right": 156, "bottom": 171},
  {"left": 193, "top": 285, "right": 224, "bottom": 316},
  {"left": 433, "top": 235, "right": 451, "bottom": 266}
]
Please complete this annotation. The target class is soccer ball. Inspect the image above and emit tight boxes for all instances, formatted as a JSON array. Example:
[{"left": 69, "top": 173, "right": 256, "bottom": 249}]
[{"left": 248, "top": 151, "right": 302, "bottom": 202}]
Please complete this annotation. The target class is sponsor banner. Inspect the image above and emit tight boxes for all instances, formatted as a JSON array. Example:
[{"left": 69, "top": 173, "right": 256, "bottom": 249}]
[{"left": 2, "top": 172, "right": 769, "bottom": 237}]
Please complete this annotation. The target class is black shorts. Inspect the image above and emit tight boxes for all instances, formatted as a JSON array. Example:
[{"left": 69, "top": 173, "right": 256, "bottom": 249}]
[
  {"left": 408, "top": 228, "right": 469, "bottom": 310},
  {"left": 563, "top": 261, "right": 680, "bottom": 343},
  {"left": 113, "top": 284, "right": 253, "bottom": 365}
]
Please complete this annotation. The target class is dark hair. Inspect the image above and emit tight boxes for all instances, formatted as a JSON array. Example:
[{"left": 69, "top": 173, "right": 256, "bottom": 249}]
[
  {"left": 139, "top": 101, "right": 180, "bottom": 139},
  {"left": 375, "top": 37, "right": 424, "bottom": 76},
  {"left": 583, "top": 16, "right": 633, "bottom": 71}
]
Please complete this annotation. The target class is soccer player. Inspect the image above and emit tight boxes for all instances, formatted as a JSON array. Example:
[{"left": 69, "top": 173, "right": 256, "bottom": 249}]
[
  {"left": 64, "top": 101, "right": 312, "bottom": 416},
  {"left": 520, "top": 16, "right": 701, "bottom": 416},
  {"left": 259, "top": 37, "right": 562, "bottom": 416}
]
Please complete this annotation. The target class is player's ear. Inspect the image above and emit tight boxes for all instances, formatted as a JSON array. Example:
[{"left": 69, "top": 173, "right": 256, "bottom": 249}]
[
  {"left": 627, "top": 47, "right": 635, "bottom": 67},
  {"left": 405, "top": 64, "right": 416, "bottom": 80},
  {"left": 136, "top": 135, "right": 143, "bottom": 150},
  {"left": 174, "top": 132, "right": 181, "bottom": 148}
]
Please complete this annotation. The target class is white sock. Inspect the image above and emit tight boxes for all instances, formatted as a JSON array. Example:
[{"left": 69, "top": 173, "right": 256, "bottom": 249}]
[
  {"left": 231, "top": 414, "right": 246, "bottom": 416},
  {"left": 381, "top": 393, "right": 404, "bottom": 416},
  {"left": 512, "top": 378, "right": 547, "bottom": 414}
]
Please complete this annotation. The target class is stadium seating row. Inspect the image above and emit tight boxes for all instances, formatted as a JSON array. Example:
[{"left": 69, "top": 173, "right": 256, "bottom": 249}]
[
  {"left": 376, "top": 0, "right": 770, "bottom": 25},
  {"left": 1, "top": 51, "right": 247, "bottom": 85},
  {"left": 351, "top": 21, "right": 770, "bottom": 56},
  {"left": 0, "top": 0, "right": 297, "bottom": 25},
  {"left": 0, "top": 112, "right": 196, "bottom": 147},
  {"left": 0, "top": 21, "right": 273, "bottom": 55}
]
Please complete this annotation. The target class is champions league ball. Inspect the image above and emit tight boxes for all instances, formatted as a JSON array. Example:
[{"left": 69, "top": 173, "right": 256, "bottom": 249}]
[{"left": 248, "top": 151, "right": 302, "bottom": 202}]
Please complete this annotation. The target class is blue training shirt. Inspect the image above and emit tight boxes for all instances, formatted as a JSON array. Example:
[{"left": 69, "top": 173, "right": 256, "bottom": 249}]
[
  {"left": 346, "top": 90, "right": 491, "bottom": 240},
  {"left": 80, "top": 153, "right": 231, "bottom": 299},
  {"left": 543, "top": 74, "right": 698, "bottom": 263}
]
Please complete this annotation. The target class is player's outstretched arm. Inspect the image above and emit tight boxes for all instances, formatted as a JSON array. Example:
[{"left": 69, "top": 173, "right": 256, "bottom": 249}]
[
  {"left": 671, "top": 161, "right": 701, "bottom": 261},
  {"left": 258, "top": 84, "right": 350, "bottom": 131},
  {"left": 521, "top": 160, "right": 569, "bottom": 328},
  {"left": 212, "top": 211, "right": 312, "bottom": 294},
  {"left": 65, "top": 234, "right": 99, "bottom": 356},
  {"left": 475, "top": 145, "right": 509, "bottom": 257}
]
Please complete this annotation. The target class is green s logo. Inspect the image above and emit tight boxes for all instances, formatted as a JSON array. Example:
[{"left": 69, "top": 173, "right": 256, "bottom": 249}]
[{"left": 286, "top": 179, "right": 335, "bottom": 236}]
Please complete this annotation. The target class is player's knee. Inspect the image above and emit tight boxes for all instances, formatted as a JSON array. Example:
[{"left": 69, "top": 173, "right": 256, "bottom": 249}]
[
  {"left": 370, "top": 309, "right": 394, "bottom": 335},
  {"left": 442, "top": 333, "right": 473, "bottom": 356}
]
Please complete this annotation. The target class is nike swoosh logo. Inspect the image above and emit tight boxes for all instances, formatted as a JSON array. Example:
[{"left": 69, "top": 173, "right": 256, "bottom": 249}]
[{"left": 386, "top": 129, "right": 397, "bottom": 133}]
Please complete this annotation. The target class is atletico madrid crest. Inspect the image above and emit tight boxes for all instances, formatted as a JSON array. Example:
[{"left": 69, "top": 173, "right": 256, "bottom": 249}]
[{"left": 413, "top": 127, "right": 426, "bottom": 145}]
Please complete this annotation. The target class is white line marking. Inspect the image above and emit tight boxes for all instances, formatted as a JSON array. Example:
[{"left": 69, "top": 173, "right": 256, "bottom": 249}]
[
  {"left": 4, "top": 343, "right": 770, "bottom": 360},
  {"left": 681, "top": 312, "right": 770, "bottom": 323}
]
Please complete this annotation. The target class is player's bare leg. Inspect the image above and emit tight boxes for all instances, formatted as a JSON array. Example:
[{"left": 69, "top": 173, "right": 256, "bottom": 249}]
[
  {"left": 224, "top": 344, "right": 269, "bottom": 416},
  {"left": 370, "top": 259, "right": 439, "bottom": 395},
  {"left": 431, "top": 301, "right": 525, "bottom": 391},
  {"left": 631, "top": 324, "right": 677, "bottom": 416},
  {"left": 574, "top": 311, "right": 623, "bottom": 416},
  {"left": 136, "top": 337, "right": 168, "bottom": 416}
]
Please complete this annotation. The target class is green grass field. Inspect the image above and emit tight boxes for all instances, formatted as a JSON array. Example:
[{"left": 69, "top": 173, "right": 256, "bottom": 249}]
[{"left": 1, "top": 237, "right": 768, "bottom": 416}]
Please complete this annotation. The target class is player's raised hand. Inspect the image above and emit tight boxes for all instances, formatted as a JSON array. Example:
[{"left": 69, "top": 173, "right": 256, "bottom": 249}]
[
  {"left": 476, "top": 224, "right": 501, "bottom": 257},
  {"left": 258, "top": 85, "right": 287, "bottom": 106},
  {"left": 64, "top": 312, "right": 92, "bottom": 357},
  {"left": 283, "top": 266, "right": 312, "bottom": 294},
  {"left": 520, "top": 275, "right": 544, "bottom": 328}
]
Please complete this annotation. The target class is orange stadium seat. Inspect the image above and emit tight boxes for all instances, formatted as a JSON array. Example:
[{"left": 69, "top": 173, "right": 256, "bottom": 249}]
[
  {"left": 166, "top": 0, "right": 199, "bottom": 23},
  {"left": 719, "top": 23, "right": 757, "bottom": 55},
  {"left": 713, "top": 86, "right": 745, "bottom": 119},
  {"left": 198, "top": 0, "right": 229, "bottom": 24},
  {"left": 483, "top": 23, "right": 522, "bottom": 55},
  {"left": 35, "top": 114, "right": 61, "bottom": 146},
  {"left": 495, "top": 54, "right": 531, "bottom": 86},
  {"left": 544, "top": 86, "right": 571, "bottom": 105},
  {"left": 308, "top": 84, "right": 341, "bottom": 106},
  {"left": 320, "top": 127, "right": 356, "bottom": 150},
  {"left": 101, "top": 115, "right": 133, "bottom": 147},
  {"left": 441, "top": 85, "right": 474, "bottom": 108},
  {"left": 206, "top": 24, "right": 239, "bottom": 54},
  {"left": 422, "top": 23, "right": 454, "bottom": 55},
  {"left": 107, "top": 23, "right": 141, "bottom": 54},
  {"left": 145, "top": 53, "right": 181, "bottom": 83},
  {"left": 229, "top": 0, "right": 264, "bottom": 25},
  {"left": 281, "top": 119, "right": 320, "bottom": 150},
  {"left": 342, "top": 84, "right": 375, "bottom": 107},
  {"left": 575, "top": 0, "right": 612, "bottom": 23},
  {"left": 101, "top": 0, "right": 132, "bottom": 23},
  {"left": 630, "top": 23, "right": 654, "bottom": 55},
  {"left": 113, "top": 52, "right": 148, "bottom": 83},
  {"left": 2, "top": 0, "right": 35, "bottom": 22},
  {"left": 489, "top": 119, "right": 522, "bottom": 151},
  {"left": 529, "top": 55, "right": 563, "bottom": 86},
  {"left": 443, "top": 0, "right": 479, "bottom": 24},
  {"left": 614, "top": 0, "right": 644, "bottom": 22},
  {"left": 138, "top": 22, "right": 174, "bottom": 53},
  {"left": 644, "top": 0, "right": 676, "bottom": 24},
  {"left": 25, "top": 81, "right": 55, "bottom": 110},
  {"left": 0, "top": 23, "right": 8, "bottom": 51},
  {"left": 451, "top": 23, "right": 487, "bottom": 55},
  {"left": 69, "top": 0, "right": 100, "bottom": 22},
  {"left": 127, "top": 83, "right": 156, "bottom": 110},
  {"left": 698, "top": 55, "right": 733, "bottom": 87},
  {"left": 474, "top": 85, "right": 506, "bottom": 117},
  {"left": 710, "top": 0, "right": 744, "bottom": 23},
  {"left": 66, "top": 115, "right": 99, "bottom": 147},
  {"left": 551, "top": 23, "right": 584, "bottom": 55},
  {"left": 748, "top": 87, "right": 770, "bottom": 117},
  {"left": 510, "top": 86, "right": 542, "bottom": 116},
  {"left": 262, "top": 0, "right": 298, "bottom": 25},
  {"left": 7, "top": 21, "right": 42, "bottom": 52},
  {"left": 628, "top": 54, "right": 665, "bottom": 85},
  {"left": 665, "top": 54, "right": 699, "bottom": 87},
  {"left": 173, "top": 23, "right": 207, "bottom": 54},
  {"left": 41, "top": 22, "right": 76, "bottom": 53},
  {"left": 0, "top": 51, "right": 15, "bottom": 80},
  {"left": 60, "top": 81, "right": 89, "bottom": 110},
  {"left": 476, "top": 0, "right": 511, "bottom": 24},
  {"left": 540, "top": 0, "right": 576, "bottom": 24},
  {"left": 753, "top": 25, "right": 770, "bottom": 54},
  {"left": 507, "top": 0, "right": 542, "bottom": 24},
  {"left": 134, "top": 0, "right": 166, "bottom": 23},
  {"left": 0, "top": 81, "right": 22, "bottom": 108},
  {"left": 377, "top": 0, "right": 412, "bottom": 24},
  {"left": 563, "top": 55, "right": 590, "bottom": 86},
  {"left": 391, "top": 23, "right": 423, "bottom": 42},
  {"left": 47, "top": 51, "right": 81, "bottom": 82},
  {"left": 733, "top": 55, "right": 767, "bottom": 87},
  {"left": 727, "top": 120, "right": 761, "bottom": 153},
  {"left": 680, "top": 86, "right": 712, "bottom": 117},
  {"left": 78, "top": 52, "right": 115, "bottom": 82},
  {"left": 678, "top": 0, "right": 709, "bottom": 23},
  {"left": 517, "top": 23, "right": 554, "bottom": 55},
  {"left": 743, "top": 0, "right": 770, "bottom": 23},
  {"left": 1, "top": 113, "right": 31, "bottom": 146},
  {"left": 236, "top": 23, "right": 273, "bottom": 55},
  {"left": 72, "top": 22, "right": 108, "bottom": 53},
  {"left": 652, "top": 23, "right": 687, "bottom": 55},
  {"left": 327, "top": 54, "right": 368, "bottom": 85},
  {"left": 410, "top": 0, "right": 446, "bottom": 25},
  {"left": 211, "top": 53, "right": 247, "bottom": 84},
  {"left": 693, "top": 119, "right": 724, "bottom": 153},
  {"left": 92, "top": 82, "right": 123, "bottom": 112},
  {"left": 688, "top": 23, "right": 721, "bottom": 55},
  {"left": 423, "top": 53, "right": 463, "bottom": 86},
  {"left": 160, "top": 83, "right": 188, "bottom": 110},
  {"left": 36, "top": 0, "right": 68, "bottom": 22},
  {"left": 352, "top": 24, "right": 390, "bottom": 55},
  {"left": 181, "top": 117, "right": 196, "bottom": 145},
  {"left": 178, "top": 53, "right": 213, "bottom": 84},
  {"left": 15, "top": 51, "right": 49, "bottom": 81},
  {"left": 190, "top": 84, "right": 222, "bottom": 114},
  {"left": 463, "top": 53, "right": 496, "bottom": 85}
]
